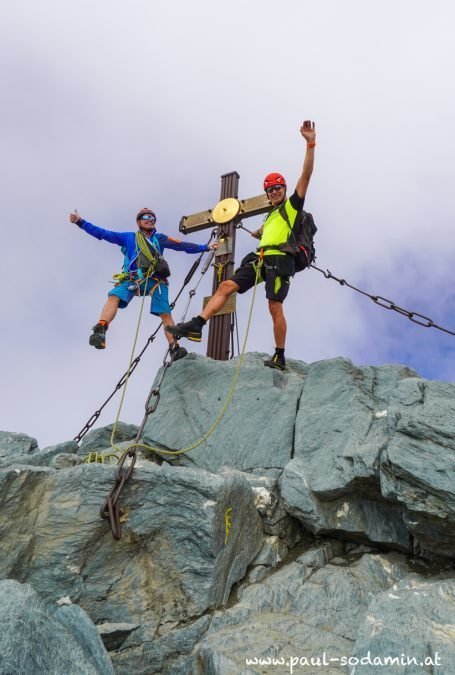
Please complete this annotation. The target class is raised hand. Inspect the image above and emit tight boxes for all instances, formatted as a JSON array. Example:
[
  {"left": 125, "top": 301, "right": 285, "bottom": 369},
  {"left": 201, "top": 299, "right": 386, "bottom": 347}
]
[
  {"left": 69, "top": 208, "right": 81, "bottom": 224},
  {"left": 300, "top": 120, "right": 316, "bottom": 145}
]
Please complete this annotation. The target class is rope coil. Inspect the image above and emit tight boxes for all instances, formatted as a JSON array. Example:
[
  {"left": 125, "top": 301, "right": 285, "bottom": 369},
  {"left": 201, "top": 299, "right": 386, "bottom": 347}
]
[{"left": 100, "top": 258, "right": 263, "bottom": 539}]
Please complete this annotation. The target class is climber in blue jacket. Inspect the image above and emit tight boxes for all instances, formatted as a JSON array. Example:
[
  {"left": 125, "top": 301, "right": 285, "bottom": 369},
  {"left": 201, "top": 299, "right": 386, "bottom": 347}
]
[{"left": 70, "top": 207, "right": 217, "bottom": 359}]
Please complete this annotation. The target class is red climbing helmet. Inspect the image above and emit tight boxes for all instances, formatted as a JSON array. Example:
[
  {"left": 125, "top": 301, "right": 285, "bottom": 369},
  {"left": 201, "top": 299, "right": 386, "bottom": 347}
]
[
  {"left": 136, "top": 207, "right": 156, "bottom": 222},
  {"left": 263, "top": 172, "right": 287, "bottom": 192}
]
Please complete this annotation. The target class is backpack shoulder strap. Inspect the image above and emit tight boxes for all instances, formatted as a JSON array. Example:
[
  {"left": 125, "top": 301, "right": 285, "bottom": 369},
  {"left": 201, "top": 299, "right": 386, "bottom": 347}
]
[
  {"left": 278, "top": 203, "right": 299, "bottom": 246},
  {"left": 278, "top": 203, "right": 291, "bottom": 228}
]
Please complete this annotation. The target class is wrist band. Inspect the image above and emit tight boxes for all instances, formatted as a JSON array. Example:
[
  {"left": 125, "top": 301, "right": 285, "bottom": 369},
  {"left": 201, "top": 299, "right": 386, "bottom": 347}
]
[{"left": 308, "top": 142, "right": 316, "bottom": 148}]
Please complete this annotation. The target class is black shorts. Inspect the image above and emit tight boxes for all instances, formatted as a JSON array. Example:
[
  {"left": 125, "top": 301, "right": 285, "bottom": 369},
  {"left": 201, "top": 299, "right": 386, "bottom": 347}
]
[{"left": 230, "top": 252, "right": 292, "bottom": 303}]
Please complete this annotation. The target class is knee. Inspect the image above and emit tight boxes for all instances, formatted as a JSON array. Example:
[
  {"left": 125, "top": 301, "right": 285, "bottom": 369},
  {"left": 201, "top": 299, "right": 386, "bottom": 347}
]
[
  {"left": 160, "top": 313, "right": 172, "bottom": 324},
  {"left": 268, "top": 300, "right": 283, "bottom": 317},
  {"left": 218, "top": 280, "right": 237, "bottom": 296}
]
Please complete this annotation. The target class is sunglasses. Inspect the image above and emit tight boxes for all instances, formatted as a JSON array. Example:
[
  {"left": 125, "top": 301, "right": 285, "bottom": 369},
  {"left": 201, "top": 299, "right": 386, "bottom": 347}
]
[
  {"left": 266, "top": 185, "right": 284, "bottom": 194},
  {"left": 139, "top": 214, "right": 156, "bottom": 222}
]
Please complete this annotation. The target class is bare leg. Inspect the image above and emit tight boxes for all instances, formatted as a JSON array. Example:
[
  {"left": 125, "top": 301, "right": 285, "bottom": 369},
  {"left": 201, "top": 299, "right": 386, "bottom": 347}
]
[
  {"left": 160, "top": 313, "right": 178, "bottom": 346},
  {"left": 268, "top": 300, "right": 287, "bottom": 349},
  {"left": 99, "top": 295, "right": 121, "bottom": 324},
  {"left": 200, "top": 280, "right": 239, "bottom": 320}
]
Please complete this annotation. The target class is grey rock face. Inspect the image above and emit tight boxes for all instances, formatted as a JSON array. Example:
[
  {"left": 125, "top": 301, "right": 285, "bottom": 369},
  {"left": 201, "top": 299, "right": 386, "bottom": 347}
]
[
  {"left": 221, "top": 468, "right": 302, "bottom": 548},
  {"left": 0, "top": 434, "right": 79, "bottom": 469},
  {"left": 279, "top": 457, "right": 411, "bottom": 550},
  {"left": 0, "top": 430, "right": 38, "bottom": 463},
  {"left": 292, "top": 360, "right": 418, "bottom": 497},
  {"left": 112, "top": 615, "right": 212, "bottom": 675},
  {"left": 352, "top": 575, "right": 455, "bottom": 674},
  {"left": 277, "top": 358, "right": 454, "bottom": 557},
  {"left": 78, "top": 421, "right": 139, "bottom": 455},
  {"left": 74, "top": 356, "right": 454, "bottom": 559},
  {"left": 51, "top": 452, "right": 82, "bottom": 469},
  {"left": 23, "top": 441, "right": 79, "bottom": 468},
  {"left": 2, "top": 353, "right": 454, "bottom": 674},
  {"left": 0, "top": 462, "right": 262, "bottom": 654},
  {"left": 97, "top": 622, "right": 141, "bottom": 651},
  {"left": 381, "top": 379, "right": 455, "bottom": 557},
  {"left": 142, "top": 353, "right": 305, "bottom": 472},
  {"left": 251, "top": 535, "right": 288, "bottom": 567},
  {"left": 196, "top": 550, "right": 409, "bottom": 674},
  {"left": 0, "top": 579, "right": 114, "bottom": 675}
]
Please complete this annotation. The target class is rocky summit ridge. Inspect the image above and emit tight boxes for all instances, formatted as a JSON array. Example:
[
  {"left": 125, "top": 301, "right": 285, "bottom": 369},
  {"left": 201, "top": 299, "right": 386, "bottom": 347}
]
[{"left": 0, "top": 353, "right": 454, "bottom": 674}]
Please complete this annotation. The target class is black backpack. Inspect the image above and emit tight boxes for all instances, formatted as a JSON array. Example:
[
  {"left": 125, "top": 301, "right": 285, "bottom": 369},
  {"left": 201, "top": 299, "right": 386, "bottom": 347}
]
[{"left": 278, "top": 205, "right": 317, "bottom": 272}]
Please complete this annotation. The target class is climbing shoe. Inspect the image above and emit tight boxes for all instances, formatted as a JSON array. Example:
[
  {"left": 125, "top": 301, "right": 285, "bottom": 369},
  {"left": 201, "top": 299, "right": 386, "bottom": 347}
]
[
  {"left": 166, "top": 317, "right": 204, "bottom": 342},
  {"left": 169, "top": 344, "right": 188, "bottom": 362},
  {"left": 89, "top": 323, "right": 107, "bottom": 349},
  {"left": 264, "top": 353, "right": 286, "bottom": 371}
]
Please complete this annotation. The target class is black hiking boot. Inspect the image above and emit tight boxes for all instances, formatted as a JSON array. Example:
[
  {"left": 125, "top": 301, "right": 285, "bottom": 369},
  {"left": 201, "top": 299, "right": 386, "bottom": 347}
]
[
  {"left": 264, "top": 353, "right": 286, "bottom": 371},
  {"left": 166, "top": 317, "right": 204, "bottom": 342},
  {"left": 169, "top": 344, "right": 188, "bottom": 362},
  {"left": 89, "top": 323, "right": 107, "bottom": 349}
]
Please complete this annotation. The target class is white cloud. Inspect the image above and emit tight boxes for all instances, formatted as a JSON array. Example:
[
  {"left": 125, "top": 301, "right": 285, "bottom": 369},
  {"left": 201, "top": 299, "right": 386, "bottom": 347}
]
[{"left": 1, "top": 0, "right": 455, "bottom": 447}]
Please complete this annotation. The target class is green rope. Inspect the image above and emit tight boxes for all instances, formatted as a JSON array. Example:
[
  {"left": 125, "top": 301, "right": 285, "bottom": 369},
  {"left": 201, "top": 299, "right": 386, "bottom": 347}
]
[
  {"left": 136, "top": 231, "right": 158, "bottom": 271},
  {"left": 115, "top": 259, "right": 263, "bottom": 458},
  {"left": 110, "top": 262, "right": 158, "bottom": 454},
  {"left": 83, "top": 450, "right": 122, "bottom": 464}
]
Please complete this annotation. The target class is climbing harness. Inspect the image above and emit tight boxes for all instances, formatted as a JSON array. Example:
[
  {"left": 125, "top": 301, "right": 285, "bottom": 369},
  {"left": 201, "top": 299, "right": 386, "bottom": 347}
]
[
  {"left": 112, "top": 271, "right": 132, "bottom": 284},
  {"left": 111, "top": 232, "right": 162, "bottom": 290},
  {"left": 73, "top": 230, "right": 217, "bottom": 444},
  {"left": 100, "top": 256, "right": 263, "bottom": 539}
]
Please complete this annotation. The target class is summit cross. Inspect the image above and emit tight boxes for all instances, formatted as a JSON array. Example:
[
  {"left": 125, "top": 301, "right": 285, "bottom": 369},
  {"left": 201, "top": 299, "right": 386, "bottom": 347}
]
[{"left": 179, "top": 171, "right": 272, "bottom": 360}]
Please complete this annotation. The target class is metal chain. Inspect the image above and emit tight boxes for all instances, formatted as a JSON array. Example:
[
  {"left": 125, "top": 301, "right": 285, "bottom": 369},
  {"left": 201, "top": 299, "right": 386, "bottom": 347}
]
[
  {"left": 99, "top": 347, "right": 173, "bottom": 539},
  {"left": 99, "top": 444, "right": 137, "bottom": 540},
  {"left": 73, "top": 327, "right": 161, "bottom": 443},
  {"left": 234, "top": 221, "right": 454, "bottom": 336},
  {"left": 101, "top": 249, "right": 262, "bottom": 540},
  {"left": 310, "top": 263, "right": 455, "bottom": 336},
  {"left": 74, "top": 229, "right": 217, "bottom": 443}
]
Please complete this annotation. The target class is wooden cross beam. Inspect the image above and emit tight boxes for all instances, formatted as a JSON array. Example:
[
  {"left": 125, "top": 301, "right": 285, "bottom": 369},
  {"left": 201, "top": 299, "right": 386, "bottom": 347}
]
[
  {"left": 179, "top": 193, "right": 271, "bottom": 235},
  {"left": 179, "top": 172, "right": 272, "bottom": 360}
]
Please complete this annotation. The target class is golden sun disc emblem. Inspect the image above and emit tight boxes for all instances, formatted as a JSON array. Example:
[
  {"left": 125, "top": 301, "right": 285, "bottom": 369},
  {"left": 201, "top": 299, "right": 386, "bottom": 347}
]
[{"left": 212, "top": 198, "right": 241, "bottom": 224}]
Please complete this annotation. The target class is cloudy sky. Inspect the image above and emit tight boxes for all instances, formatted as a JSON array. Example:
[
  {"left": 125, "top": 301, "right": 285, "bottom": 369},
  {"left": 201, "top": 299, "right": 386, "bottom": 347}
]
[{"left": 2, "top": 0, "right": 454, "bottom": 449}]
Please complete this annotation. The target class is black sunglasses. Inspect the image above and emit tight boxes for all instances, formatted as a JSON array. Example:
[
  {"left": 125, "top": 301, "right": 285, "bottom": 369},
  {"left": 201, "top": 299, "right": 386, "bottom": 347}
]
[
  {"left": 266, "top": 185, "right": 284, "bottom": 194},
  {"left": 139, "top": 214, "right": 156, "bottom": 222}
]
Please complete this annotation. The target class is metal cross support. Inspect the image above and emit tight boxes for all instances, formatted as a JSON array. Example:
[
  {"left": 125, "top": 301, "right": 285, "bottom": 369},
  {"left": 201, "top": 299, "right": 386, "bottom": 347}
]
[{"left": 179, "top": 172, "right": 272, "bottom": 360}]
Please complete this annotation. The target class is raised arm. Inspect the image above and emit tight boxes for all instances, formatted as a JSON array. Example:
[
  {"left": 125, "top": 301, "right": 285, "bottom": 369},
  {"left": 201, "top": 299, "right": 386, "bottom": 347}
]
[
  {"left": 69, "top": 208, "right": 128, "bottom": 246},
  {"left": 156, "top": 233, "right": 218, "bottom": 253},
  {"left": 295, "top": 120, "right": 316, "bottom": 199}
]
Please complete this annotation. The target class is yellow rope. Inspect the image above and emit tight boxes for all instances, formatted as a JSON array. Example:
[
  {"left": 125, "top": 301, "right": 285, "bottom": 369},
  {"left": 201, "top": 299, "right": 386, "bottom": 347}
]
[
  {"left": 112, "top": 259, "right": 263, "bottom": 459},
  {"left": 109, "top": 262, "right": 158, "bottom": 454},
  {"left": 83, "top": 451, "right": 122, "bottom": 464},
  {"left": 136, "top": 231, "right": 158, "bottom": 268}
]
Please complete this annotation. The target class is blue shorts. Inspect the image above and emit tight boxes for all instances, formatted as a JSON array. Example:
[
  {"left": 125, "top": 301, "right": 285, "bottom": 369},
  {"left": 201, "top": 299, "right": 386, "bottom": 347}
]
[{"left": 108, "top": 277, "right": 171, "bottom": 315}]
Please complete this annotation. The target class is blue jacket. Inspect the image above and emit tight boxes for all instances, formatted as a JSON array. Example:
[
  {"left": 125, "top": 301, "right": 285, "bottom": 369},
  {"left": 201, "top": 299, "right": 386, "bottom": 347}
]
[{"left": 78, "top": 219, "right": 209, "bottom": 273}]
